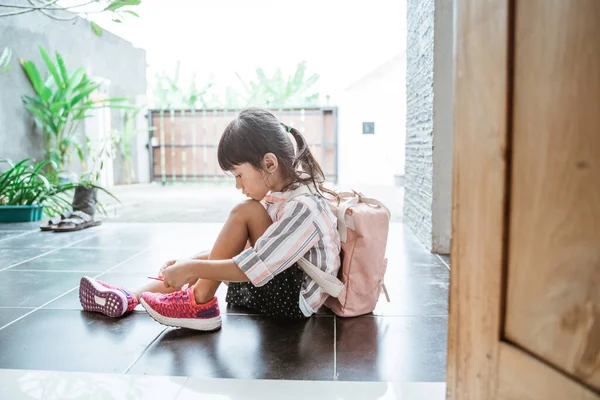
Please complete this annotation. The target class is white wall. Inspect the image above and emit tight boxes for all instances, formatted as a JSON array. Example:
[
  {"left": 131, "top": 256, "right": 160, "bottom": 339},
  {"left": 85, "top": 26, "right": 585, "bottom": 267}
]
[{"left": 337, "top": 56, "right": 406, "bottom": 187}]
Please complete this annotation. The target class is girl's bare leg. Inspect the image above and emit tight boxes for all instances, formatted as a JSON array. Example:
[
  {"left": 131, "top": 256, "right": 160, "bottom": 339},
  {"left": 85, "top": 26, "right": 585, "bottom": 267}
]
[
  {"left": 129, "top": 200, "right": 271, "bottom": 303},
  {"left": 193, "top": 200, "right": 272, "bottom": 304}
]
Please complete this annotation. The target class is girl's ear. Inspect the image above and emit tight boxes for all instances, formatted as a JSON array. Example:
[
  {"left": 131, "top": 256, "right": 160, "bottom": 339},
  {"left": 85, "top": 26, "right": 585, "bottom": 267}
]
[{"left": 262, "top": 153, "right": 279, "bottom": 174}]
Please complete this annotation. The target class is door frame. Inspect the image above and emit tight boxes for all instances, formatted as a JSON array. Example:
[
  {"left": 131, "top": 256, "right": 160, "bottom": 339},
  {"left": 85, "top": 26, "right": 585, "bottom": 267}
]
[{"left": 446, "top": 0, "right": 600, "bottom": 399}]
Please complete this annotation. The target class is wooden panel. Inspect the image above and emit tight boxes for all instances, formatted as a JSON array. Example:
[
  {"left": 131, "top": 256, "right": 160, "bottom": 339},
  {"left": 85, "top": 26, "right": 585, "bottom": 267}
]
[
  {"left": 498, "top": 343, "right": 599, "bottom": 400},
  {"left": 446, "top": 0, "right": 511, "bottom": 399},
  {"left": 505, "top": 0, "right": 600, "bottom": 391}
]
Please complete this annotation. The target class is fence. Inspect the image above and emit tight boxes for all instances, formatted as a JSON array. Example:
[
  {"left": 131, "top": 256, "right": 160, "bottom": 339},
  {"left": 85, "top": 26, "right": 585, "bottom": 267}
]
[{"left": 148, "top": 107, "right": 338, "bottom": 183}]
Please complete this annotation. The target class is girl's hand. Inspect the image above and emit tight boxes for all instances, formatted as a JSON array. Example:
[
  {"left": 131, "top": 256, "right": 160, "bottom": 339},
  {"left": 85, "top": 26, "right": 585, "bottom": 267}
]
[
  {"left": 159, "top": 259, "right": 177, "bottom": 278},
  {"left": 162, "top": 260, "right": 194, "bottom": 290}
]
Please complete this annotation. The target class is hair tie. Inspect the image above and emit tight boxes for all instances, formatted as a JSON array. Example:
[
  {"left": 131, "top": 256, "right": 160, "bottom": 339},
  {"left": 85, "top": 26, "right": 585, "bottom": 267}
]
[{"left": 286, "top": 125, "right": 292, "bottom": 133}]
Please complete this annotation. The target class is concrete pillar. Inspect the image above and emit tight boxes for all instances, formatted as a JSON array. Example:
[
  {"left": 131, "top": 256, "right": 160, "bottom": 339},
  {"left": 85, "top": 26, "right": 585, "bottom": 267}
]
[{"left": 404, "top": 0, "right": 454, "bottom": 254}]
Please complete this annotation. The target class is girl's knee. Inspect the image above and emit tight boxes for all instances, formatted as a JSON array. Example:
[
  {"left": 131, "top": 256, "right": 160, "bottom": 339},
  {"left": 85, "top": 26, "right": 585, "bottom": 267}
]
[{"left": 231, "top": 200, "right": 268, "bottom": 220}]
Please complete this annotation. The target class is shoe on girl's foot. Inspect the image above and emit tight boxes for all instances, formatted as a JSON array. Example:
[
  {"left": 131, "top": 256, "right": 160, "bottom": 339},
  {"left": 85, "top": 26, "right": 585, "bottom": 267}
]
[
  {"left": 79, "top": 276, "right": 139, "bottom": 317},
  {"left": 140, "top": 287, "right": 221, "bottom": 331}
]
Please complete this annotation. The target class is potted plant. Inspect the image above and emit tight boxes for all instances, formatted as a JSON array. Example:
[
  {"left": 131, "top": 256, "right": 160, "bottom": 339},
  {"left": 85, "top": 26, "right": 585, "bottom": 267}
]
[
  {"left": 21, "top": 46, "right": 132, "bottom": 175},
  {"left": 0, "top": 159, "right": 75, "bottom": 222}
]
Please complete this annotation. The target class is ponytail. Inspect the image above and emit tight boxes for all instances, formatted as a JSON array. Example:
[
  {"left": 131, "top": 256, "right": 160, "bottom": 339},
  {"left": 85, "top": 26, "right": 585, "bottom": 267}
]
[{"left": 288, "top": 126, "right": 339, "bottom": 203}]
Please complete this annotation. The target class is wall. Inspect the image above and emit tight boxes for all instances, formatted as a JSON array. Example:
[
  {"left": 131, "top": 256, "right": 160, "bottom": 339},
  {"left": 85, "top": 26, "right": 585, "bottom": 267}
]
[
  {"left": 0, "top": 11, "right": 148, "bottom": 183},
  {"left": 337, "top": 55, "right": 406, "bottom": 186},
  {"left": 404, "top": 0, "right": 453, "bottom": 254}
]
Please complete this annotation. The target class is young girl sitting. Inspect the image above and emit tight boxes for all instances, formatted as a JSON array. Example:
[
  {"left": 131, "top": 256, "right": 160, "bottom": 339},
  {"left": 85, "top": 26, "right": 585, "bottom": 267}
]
[{"left": 78, "top": 107, "right": 341, "bottom": 331}]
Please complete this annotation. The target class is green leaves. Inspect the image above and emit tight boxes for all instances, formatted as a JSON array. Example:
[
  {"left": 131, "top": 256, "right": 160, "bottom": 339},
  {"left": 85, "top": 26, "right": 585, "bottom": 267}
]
[
  {"left": 90, "top": 22, "right": 103, "bottom": 37},
  {"left": 20, "top": 46, "right": 133, "bottom": 173},
  {"left": 105, "top": 0, "right": 141, "bottom": 12},
  {"left": 0, "top": 47, "right": 11, "bottom": 73}
]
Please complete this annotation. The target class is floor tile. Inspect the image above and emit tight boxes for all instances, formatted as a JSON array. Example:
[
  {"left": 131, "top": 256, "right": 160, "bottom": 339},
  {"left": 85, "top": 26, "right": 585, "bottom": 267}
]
[
  {"left": 0, "top": 222, "right": 39, "bottom": 231},
  {"left": 0, "top": 270, "right": 83, "bottom": 307},
  {"left": 0, "top": 229, "right": 98, "bottom": 249},
  {"left": 335, "top": 316, "right": 448, "bottom": 382},
  {"left": 109, "top": 248, "right": 201, "bottom": 274},
  {"left": 8, "top": 248, "right": 142, "bottom": 272},
  {"left": 0, "top": 247, "right": 52, "bottom": 270},
  {"left": 178, "top": 378, "right": 446, "bottom": 400},
  {"left": 374, "top": 271, "right": 449, "bottom": 316},
  {"left": 0, "top": 231, "right": 34, "bottom": 241},
  {"left": 439, "top": 254, "right": 450, "bottom": 267},
  {"left": 128, "top": 315, "right": 335, "bottom": 380},
  {"left": 0, "top": 308, "right": 33, "bottom": 328},
  {"left": 0, "top": 369, "right": 446, "bottom": 400},
  {"left": 44, "top": 272, "right": 156, "bottom": 310},
  {"left": 0, "top": 310, "right": 166, "bottom": 373},
  {"left": 0, "top": 369, "right": 188, "bottom": 400}
]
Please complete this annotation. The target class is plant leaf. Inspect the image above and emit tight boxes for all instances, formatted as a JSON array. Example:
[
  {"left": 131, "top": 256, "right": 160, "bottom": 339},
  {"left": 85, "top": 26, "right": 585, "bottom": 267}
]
[
  {"left": 90, "top": 22, "right": 103, "bottom": 37},
  {"left": 122, "top": 10, "right": 139, "bottom": 17},
  {"left": 39, "top": 46, "right": 62, "bottom": 86}
]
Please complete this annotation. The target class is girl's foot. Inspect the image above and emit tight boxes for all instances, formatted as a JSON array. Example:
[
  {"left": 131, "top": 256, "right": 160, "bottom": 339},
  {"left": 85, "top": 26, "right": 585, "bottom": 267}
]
[
  {"left": 79, "top": 276, "right": 140, "bottom": 318},
  {"left": 140, "top": 287, "right": 221, "bottom": 331}
]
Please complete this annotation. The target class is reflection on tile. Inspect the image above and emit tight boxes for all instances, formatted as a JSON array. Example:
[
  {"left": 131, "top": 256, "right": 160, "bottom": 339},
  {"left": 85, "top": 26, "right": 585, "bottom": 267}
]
[
  {"left": 0, "top": 271, "right": 82, "bottom": 307},
  {"left": 374, "top": 272, "right": 449, "bottom": 316},
  {"left": 9, "top": 248, "right": 141, "bottom": 272},
  {"left": 0, "top": 308, "right": 32, "bottom": 328},
  {"left": 0, "top": 222, "right": 39, "bottom": 231},
  {"left": 0, "top": 229, "right": 97, "bottom": 249},
  {"left": 0, "top": 231, "right": 34, "bottom": 241},
  {"left": 44, "top": 272, "right": 155, "bottom": 310},
  {"left": 128, "top": 315, "right": 335, "bottom": 380},
  {"left": 0, "top": 310, "right": 166, "bottom": 373},
  {"left": 0, "top": 369, "right": 446, "bottom": 400},
  {"left": 178, "top": 378, "right": 446, "bottom": 400},
  {"left": 0, "top": 248, "right": 52, "bottom": 270},
  {"left": 439, "top": 254, "right": 450, "bottom": 267},
  {"left": 0, "top": 369, "right": 187, "bottom": 400},
  {"left": 71, "top": 223, "right": 222, "bottom": 251},
  {"left": 336, "top": 316, "right": 447, "bottom": 382}
]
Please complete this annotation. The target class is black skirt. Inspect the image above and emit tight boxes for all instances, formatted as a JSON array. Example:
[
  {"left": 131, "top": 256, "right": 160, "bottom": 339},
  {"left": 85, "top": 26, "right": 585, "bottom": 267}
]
[{"left": 226, "top": 264, "right": 308, "bottom": 319}]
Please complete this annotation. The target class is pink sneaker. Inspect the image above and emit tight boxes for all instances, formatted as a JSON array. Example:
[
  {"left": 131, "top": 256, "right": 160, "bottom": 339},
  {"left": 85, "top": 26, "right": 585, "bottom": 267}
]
[
  {"left": 79, "top": 276, "right": 139, "bottom": 317},
  {"left": 140, "top": 287, "right": 221, "bottom": 331}
]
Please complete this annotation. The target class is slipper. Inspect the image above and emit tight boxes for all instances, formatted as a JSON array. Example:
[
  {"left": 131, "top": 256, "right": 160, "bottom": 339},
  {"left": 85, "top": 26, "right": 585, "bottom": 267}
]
[
  {"left": 40, "top": 211, "right": 74, "bottom": 231},
  {"left": 52, "top": 210, "right": 102, "bottom": 233}
]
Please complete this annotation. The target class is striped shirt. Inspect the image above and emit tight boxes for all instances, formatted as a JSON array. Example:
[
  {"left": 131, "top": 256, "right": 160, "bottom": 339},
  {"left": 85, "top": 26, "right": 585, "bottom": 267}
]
[{"left": 232, "top": 185, "right": 341, "bottom": 316}]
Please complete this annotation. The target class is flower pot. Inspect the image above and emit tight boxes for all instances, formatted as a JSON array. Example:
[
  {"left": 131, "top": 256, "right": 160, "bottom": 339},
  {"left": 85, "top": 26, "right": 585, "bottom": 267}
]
[{"left": 0, "top": 204, "right": 45, "bottom": 222}]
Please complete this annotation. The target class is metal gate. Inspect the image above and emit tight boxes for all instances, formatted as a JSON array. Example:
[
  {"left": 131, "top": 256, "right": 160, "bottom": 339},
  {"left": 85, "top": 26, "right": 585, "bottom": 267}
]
[{"left": 148, "top": 107, "right": 338, "bottom": 183}]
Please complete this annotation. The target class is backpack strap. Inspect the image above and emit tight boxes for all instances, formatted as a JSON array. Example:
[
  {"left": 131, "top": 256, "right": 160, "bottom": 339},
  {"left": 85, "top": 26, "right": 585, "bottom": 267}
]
[{"left": 283, "top": 184, "right": 344, "bottom": 298}]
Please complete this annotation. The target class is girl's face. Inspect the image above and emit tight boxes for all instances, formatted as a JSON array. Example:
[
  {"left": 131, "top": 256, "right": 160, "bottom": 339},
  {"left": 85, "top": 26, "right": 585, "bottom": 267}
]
[
  {"left": 232, "top": 163, "right": 271, "bottom": 201},
  {"left": 231, "top": 154, "right": 289, "bottom": 201}
]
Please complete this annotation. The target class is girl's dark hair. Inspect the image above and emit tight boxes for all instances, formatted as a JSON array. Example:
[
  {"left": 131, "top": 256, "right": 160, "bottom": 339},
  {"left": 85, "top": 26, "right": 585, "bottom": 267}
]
[{"left": 218, "top": 107, "right": 338, "bottom": 201}]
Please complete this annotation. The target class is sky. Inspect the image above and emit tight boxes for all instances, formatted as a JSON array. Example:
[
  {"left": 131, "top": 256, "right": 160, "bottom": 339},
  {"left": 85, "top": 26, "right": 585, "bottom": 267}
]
[{"left": 87, "top": 0, "right": 407, "bottom": 102}]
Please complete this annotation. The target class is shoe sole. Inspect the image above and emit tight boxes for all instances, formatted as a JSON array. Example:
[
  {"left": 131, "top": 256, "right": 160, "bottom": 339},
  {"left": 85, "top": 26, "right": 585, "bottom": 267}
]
[
  {"left": 140, "top": 298, "right": 222, "bottom": 331},
  {"left": 79, "top": 276, "right": 128, "bottom": 318}
]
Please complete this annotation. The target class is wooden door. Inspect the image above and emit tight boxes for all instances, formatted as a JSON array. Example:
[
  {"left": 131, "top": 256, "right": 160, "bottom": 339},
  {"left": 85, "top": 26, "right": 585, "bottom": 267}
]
[{"left": 447, "top": 0, "right": 600, "bottom": 399}]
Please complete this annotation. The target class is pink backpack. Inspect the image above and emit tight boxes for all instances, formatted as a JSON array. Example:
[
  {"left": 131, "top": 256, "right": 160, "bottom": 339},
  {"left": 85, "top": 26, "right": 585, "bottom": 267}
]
[{"left": 291, "top": 187, "right": 391, "bottom": 317}]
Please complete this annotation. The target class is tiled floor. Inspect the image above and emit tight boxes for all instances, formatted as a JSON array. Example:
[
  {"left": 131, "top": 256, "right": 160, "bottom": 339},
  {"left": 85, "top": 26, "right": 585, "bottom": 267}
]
[
  {"left": 0, "top": 222, "right": 449, "bottom": 384},
  {"left": 0, "top": 369, "right": 446, "bottom": 400}
]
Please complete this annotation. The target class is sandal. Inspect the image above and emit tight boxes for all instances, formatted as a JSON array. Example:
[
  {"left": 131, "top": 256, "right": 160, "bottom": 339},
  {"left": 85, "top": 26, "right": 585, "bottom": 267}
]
[
  {"left": 52, "top": 210, "right": 102, "bottom": 233},
  {"left": 40, "top": 211, "right": 74, "bottom": 231}
]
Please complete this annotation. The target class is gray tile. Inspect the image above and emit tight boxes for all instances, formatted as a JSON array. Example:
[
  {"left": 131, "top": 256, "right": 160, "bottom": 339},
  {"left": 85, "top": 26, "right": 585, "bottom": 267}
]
[
  {"left": 0, "top": 247, "right": 52, "bottom": 270},
  {"left": 128, "top": 315, "right": 335, "bottom": 380},
  {"left": 0, "top": 270, "right": 82, "bottom": 307},
  {"left": 0, "top": 309, "right": 165, "bottom": 373},
  {"left": 374, "top": 272, "right": 449, "bottom": 316},
  {"left": 9, "top": 248, "right": 141, "bottom": 272},
  {"left": 0, "top": 229, "right": 98, "bottom": 249},
  {"left": 0, "top": 222, "right": 39, "bottom": 231},
  {"left": 0, "top": 231, "right": 34, "bottom": 241},
  {"left": 0, "top": 308, "right": 33, "bottom": 328},
  {"left": 336, "top": 316, "right": 448, "bottom": 382}
]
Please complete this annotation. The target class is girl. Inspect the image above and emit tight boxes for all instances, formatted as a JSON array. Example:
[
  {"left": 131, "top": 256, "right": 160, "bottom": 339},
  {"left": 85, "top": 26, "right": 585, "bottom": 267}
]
[{"left": 78, "top": 108, "right": 341, "bottom": 331}]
